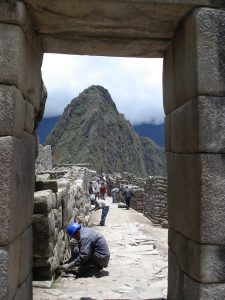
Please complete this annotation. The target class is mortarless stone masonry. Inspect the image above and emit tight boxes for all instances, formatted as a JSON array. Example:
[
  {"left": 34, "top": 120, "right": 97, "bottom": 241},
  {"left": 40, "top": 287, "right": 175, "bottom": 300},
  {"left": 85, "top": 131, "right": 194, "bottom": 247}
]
[
  {"left": 33, "top": 166, "right": 93, "bottom": 279},
  {"left": 109, "top": 172, "right": 168, "bottom": 225},
  {"left": 144, "top": 177, "right": 168, "bottom": 225}
]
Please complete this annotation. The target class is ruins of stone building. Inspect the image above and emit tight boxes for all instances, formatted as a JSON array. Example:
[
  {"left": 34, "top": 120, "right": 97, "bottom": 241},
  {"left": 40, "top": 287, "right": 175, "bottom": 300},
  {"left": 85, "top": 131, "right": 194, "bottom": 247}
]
[
  {"left": 109, "top": 173, "right": 168, "bottom": 226},
  {"left": 33, "top": 166, "right": 93, "bottom": 280},
  {"left": 1, "top": 1, "right": 225, "bottom": 299}
]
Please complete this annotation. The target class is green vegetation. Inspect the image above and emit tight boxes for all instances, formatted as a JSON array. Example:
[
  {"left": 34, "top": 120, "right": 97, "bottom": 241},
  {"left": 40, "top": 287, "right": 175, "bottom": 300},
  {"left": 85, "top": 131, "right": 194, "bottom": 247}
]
[{"left": 45, "top": 85, "right": 166, "bottom": 177}]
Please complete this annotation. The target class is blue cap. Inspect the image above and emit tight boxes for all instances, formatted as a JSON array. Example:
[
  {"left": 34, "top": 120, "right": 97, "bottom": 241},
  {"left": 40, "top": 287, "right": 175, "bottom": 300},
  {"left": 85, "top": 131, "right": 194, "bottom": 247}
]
[{"left": 66, "top": 223, "right": 81, "bottom": 239}]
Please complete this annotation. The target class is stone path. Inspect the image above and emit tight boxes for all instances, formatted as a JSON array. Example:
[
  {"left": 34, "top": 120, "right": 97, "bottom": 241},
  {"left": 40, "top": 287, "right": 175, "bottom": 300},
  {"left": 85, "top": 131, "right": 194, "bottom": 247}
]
[{"left": 33, "top": 197, "right": 168, "bottom": 299}]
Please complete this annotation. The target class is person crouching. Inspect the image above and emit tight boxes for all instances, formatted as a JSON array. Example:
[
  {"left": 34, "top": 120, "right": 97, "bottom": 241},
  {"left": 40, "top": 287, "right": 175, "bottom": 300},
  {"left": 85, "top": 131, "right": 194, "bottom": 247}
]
[{"left": 62, "top": 223, "right": 110, "bottom": 276}]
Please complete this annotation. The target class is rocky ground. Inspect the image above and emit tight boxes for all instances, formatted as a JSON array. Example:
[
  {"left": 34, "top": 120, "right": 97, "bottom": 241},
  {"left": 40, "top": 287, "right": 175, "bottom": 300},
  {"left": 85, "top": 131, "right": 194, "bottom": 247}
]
[{"left": 33, "top": 197, "right": 168, "bottom": 299}]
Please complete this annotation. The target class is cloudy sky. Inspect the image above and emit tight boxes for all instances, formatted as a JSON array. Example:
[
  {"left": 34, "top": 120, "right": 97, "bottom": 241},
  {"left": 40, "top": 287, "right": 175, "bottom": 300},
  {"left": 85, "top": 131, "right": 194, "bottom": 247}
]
[{"left": 41, "top": 54, "right": 164, "bottom": 125}]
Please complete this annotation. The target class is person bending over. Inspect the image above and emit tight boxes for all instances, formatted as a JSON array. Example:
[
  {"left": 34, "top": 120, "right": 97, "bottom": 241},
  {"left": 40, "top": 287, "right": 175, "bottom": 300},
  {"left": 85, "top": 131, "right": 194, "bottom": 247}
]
[
  {"left": 92, "top": 198, "right": 109, "bottom": 226},
  {"left": 62, "top": 223, "right": 110, "bottom": 275}
]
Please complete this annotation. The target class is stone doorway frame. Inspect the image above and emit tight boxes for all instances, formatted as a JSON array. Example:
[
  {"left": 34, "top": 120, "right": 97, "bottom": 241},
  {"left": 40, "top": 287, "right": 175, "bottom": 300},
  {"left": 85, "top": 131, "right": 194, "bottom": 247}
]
[{"left": 1, "top": 1, "right": 225, "bottom": 299}]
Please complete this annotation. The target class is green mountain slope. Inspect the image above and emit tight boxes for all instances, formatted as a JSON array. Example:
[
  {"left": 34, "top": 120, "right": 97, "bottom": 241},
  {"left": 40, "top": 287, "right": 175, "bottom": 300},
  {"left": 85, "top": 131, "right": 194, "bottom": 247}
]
[{"left": 45, "top": 85, "right": 166, "bottom": 177}]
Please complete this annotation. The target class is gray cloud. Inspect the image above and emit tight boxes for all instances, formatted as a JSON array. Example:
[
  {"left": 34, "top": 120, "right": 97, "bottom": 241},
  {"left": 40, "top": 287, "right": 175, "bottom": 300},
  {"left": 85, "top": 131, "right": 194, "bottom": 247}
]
[{"left": 42, "top": 54, "right": 164, "bottom": 125}]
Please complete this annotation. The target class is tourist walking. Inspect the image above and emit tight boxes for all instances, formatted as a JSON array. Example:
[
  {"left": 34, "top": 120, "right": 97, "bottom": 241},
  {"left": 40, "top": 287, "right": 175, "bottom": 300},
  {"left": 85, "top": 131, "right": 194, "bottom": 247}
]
[
  {"left": 62, "top": 223, "right": 110, "bottom": 275},
  {"left": 111, "top": 187, "right": 119, "bottom": 203},
  {"left": 123, "top": 185, "right": 134, "bottom": 210}
]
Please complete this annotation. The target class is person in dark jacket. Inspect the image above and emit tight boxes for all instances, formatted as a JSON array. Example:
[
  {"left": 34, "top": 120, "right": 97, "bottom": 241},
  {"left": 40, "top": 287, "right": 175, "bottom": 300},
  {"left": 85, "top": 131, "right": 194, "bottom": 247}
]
[
  {"left": 62, "top": 223, "right": 110, "bottom": 275},
  {"left": 123, "top": 185, "right": 134, "bottom": 210}
]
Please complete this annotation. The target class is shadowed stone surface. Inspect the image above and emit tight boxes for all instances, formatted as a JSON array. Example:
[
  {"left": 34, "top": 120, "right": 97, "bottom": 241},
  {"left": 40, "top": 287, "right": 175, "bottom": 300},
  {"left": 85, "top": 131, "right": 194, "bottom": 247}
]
[
  {"left": 0, "top": 85, "right": 25, "bottom": 138},
  {"left": 15, "top": 273, "right": 32, "bottom": 300},
  {"left": 25, "top": 101, "right": 35, "bottom": 134},
  {"left": 164, "top": 8, "right": 225, "bottom": 113},
  {"left": 33, "top": 190, "right": 54, "bottom": 215},
  {"left": 0, "top": 23, "right": 42, "bottom": 109},
  {"left": 168, "top": 249, "right": 184, "bottom": 300},
  {"left": 183, "top": 274, "right": 225, "bottom": 300},
  {"left": 167, "top": 152, "right": 225, "bottom": 244},
  {"left": 168, "top": 249, "right": 225, "bottom": 299},
  {"left": 169, "top": 229, "right": 225, "bottom": 283},
  {"left": 35, "top": 180, "right": 58, "bottom": 193},
  {"left": 19, "top": 227, "right": 33, "bottom": 286},
  {"left": 24, "top": 0, "right": 225, "bottom": 57},
  {"left": 166, "top": 96, "right": 225, "bottom": 153},
  {"left": 0, "top": 133, "right": 35, "bottom": 245}
]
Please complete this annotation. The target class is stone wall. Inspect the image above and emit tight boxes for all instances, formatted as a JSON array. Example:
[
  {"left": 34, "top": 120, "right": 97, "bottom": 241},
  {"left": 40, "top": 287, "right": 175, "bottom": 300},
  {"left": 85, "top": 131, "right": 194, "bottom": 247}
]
[
  {"left": 0, "top": 2, "right": 44, "bottom": 299},
  {"left": 108, "top": 172, "right": 168, "bottom": 225},
  {"left": 144, "top": 177, "right": 168, "bottom": 225},
  {"left": 122, "top": 172, "right": 146, "bottom": 188},
  {"left": 130, "top": 187, "right": 145, "bottom": 213},
  {"left": 35, "top": 144, "right": 53, "bottom": 173},
  {"left": 33, "top": 167, "right": 93, "bottom": 279}
]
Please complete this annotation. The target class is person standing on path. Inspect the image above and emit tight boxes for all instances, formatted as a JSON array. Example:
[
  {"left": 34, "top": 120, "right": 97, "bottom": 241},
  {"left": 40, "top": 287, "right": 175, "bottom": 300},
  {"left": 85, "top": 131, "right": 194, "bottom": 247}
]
[
  {"left": 95, "top": 179, "right": 100, "bottom": 200},
  {"left": 100, "top": 182, "right": 107, "bottom": 200},
  {"left": 111, "top": 187, "right": 119, "bottom": 203},
  {"left": 89, "top": 181, "right": 96, "bottom": 205},
  {"left": 123, "top": 185, "right": 134, "bottom": 210},
  {"left": 62, "top": 223, "right": 110, "bottom": 275},
  {"left": 92, "top": 198, "right": 110, "bottom": 226}
]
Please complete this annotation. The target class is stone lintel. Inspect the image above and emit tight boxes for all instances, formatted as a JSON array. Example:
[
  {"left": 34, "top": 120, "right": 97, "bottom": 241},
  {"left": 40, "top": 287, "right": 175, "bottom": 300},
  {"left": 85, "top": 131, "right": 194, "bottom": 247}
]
[{"left": 42, "top": 36, "right": 168, "bottom": 58}]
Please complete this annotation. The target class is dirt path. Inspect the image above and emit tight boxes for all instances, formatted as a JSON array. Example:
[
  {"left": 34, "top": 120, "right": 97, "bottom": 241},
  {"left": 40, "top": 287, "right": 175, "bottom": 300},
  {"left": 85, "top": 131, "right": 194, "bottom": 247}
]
[{"left": 33, "top": 197, "right": 168, "bottom": 299}]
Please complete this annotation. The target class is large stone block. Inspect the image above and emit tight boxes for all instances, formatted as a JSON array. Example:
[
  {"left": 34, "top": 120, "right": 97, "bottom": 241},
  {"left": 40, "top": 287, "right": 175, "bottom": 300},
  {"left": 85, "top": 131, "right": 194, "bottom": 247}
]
[
  {"left": 183, "top": 273, "right": 225, "bottom": 300},
  {"left": 0, "top": 237, "right": 21, "bottom": 300},
  {"left": 35, "top": 180, "right": 58, "bottom": 193},
  {"left": 0, "top": 23, "right": 43, "bottom": 110},
  {"left": 33, "top": 190, "right": 54, "bottom": 215},
  {"left": 0, "top": 133, "right": 35, "bottom": 245},
  {"left": 19, "top": 226, "right": 33, "bottom": 285},
  {"left": 167, "top": 249, "right": 184, "bottom": 300},
  {"left": 164, "top": 8, "right": 225, "bottom": 114},
  {"left": 168, "top": 248, "right": 225, "bottom": 299},
  {"left": 33, "top": 213, "right": 54, "bottom": 257},
  {"left": 167, "top": 152, "right": 225, "bottom": 244},
  {"left": 15, "top": 273, "right": 32, "bottom": 300},
  {"left": 0, "top": 85, "right": 26, "bottom": 138},
  {"left": 169, "top": 229, "right": 225, "bottom": 283},
  {"left": 166, "top": 96, "right": 225, "bottom": 153}
]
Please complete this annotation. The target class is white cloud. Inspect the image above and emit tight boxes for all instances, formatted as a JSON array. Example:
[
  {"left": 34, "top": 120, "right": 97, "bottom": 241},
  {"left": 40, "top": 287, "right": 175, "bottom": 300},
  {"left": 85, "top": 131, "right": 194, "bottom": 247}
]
[{"left": 41, "top": 54, "right": 164, "bottom": 125}]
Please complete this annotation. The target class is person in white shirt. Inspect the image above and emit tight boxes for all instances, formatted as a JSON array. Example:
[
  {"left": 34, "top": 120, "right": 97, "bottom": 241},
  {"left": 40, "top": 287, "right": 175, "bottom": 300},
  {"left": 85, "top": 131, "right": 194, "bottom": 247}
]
[{"left": 92, "top": 199, "right": 109, "bottom": 226}]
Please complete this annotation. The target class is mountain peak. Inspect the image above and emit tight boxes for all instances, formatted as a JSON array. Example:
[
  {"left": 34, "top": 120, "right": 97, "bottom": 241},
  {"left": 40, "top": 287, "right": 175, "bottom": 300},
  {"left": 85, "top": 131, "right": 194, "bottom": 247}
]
[
  {"left": 45, "top": 86, "right": 166, "bottom": 177},
  {"left": 71, "top": 85, "right": 117, "bottom": 112}
]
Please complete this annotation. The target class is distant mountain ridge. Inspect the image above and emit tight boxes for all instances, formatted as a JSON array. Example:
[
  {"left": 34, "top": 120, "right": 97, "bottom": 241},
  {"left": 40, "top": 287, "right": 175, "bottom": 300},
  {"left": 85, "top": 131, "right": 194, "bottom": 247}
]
[
  {"left": 42, "top": 85, "right": 166, "bottom": 177},
  {"left": 134, "top": 123, "right": 165, "bottom": 147},
  {"left": 37, "top": 117, "right": 165, "bottom": 146}
]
